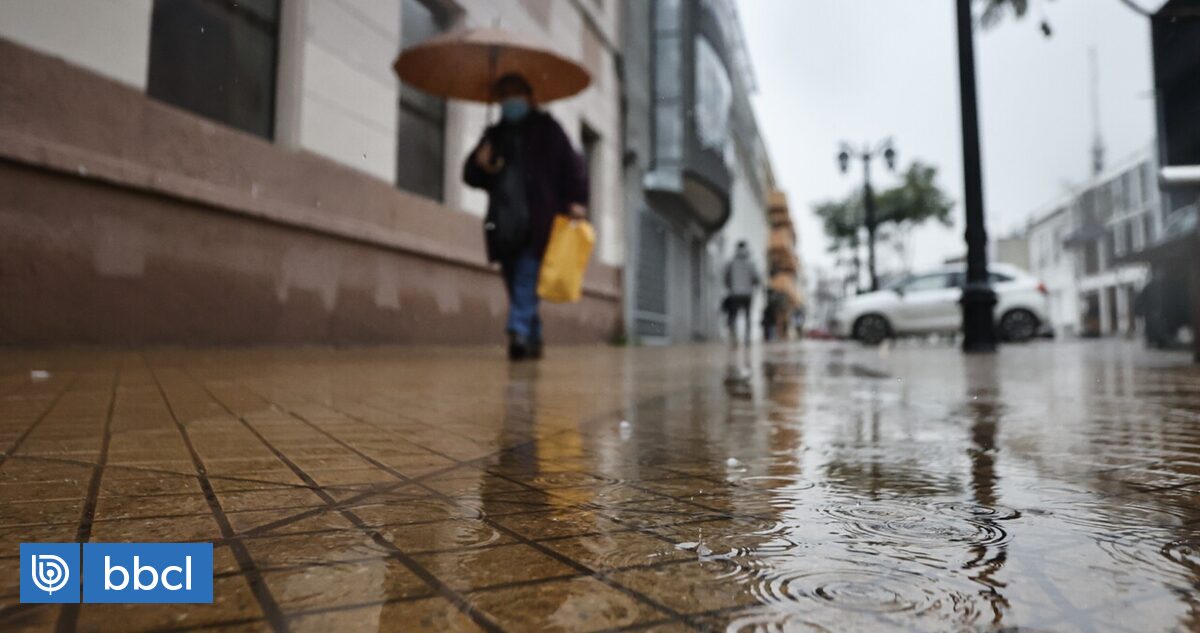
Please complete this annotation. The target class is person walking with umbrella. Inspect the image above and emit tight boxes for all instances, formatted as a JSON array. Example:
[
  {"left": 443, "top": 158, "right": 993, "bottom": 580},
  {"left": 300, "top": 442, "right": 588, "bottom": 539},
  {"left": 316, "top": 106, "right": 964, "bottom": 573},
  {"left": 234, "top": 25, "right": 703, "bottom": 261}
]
[
  {"left": 394, "top": 27, "right": 592, "bottom": 360},
  {"left": 463, "top": 74, "right": 588, "bottom": 360}
]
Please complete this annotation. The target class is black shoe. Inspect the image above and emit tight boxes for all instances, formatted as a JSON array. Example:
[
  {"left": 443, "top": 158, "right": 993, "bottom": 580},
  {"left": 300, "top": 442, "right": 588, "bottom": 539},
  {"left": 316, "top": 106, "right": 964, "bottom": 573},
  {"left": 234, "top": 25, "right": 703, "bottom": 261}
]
[
  {"left": 527, "top": 338, "right": 543, "bottom": 360},
  {"left": 508, "top": 333, "right": 530, "bottom": 361}
]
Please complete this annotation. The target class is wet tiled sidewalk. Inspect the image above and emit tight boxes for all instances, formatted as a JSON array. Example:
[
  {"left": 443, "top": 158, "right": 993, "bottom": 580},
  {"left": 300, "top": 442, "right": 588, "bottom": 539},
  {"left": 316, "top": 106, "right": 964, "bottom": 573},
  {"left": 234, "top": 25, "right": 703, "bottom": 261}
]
[{"left": 1, "top": 341, "right": 1199, "bottom": 632}]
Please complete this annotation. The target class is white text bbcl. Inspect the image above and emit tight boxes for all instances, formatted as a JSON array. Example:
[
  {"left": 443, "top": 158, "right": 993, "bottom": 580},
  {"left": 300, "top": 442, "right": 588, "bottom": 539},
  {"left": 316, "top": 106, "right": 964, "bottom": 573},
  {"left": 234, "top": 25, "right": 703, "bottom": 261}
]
[{"left": 104, "top": 556, "right": 193, "bottom": 591}]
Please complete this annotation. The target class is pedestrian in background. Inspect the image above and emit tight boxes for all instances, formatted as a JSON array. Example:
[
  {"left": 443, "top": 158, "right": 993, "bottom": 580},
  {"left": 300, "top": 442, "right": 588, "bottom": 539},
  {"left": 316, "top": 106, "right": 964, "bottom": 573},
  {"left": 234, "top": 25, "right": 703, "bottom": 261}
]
[
  {"left": 762, "top": 287, "right": 784, "bottom": 341},
  {"left": 723, "top": 241, "right": 761, "bottom": 346},
  {"left": 463, "top": 73, "right": 589, "bottom": 361}
]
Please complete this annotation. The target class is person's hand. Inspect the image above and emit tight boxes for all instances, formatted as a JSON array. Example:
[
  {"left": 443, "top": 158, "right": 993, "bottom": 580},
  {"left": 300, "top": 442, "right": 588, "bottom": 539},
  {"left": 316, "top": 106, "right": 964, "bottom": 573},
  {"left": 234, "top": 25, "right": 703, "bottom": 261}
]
[
  {"left": 475, "top": 141, "right": 502, "bottom": 173},
  {"left": 567, "top": 203, "right": 587, "bottom": 220}
]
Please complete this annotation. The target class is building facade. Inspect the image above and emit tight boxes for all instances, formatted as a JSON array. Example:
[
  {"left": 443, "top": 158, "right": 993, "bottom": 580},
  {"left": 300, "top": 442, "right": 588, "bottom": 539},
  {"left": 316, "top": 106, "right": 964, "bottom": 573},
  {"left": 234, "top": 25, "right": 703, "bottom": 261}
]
[
  {"left": 1024, "top": 150, "right": 1160, "bottom": 338},
  {"left": 620, "top": 0, "right": 775, "bottom": 344},
  {"left": 1026, "top": 206, "right": 1081, "bottom": 336},
  {"left": 0, "top": 0, "right": 623, "bottom": 345},
  {"left": 1131, "top": 0, "right": 1200, "bottom": 359}
]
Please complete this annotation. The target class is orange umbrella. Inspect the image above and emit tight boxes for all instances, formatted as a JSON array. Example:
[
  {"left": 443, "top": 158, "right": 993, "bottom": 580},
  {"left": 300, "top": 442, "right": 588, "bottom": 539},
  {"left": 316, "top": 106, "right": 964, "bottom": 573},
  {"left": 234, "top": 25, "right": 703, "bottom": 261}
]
[{"left": 394, "top": 27, "right": 591, "bottom": 103}]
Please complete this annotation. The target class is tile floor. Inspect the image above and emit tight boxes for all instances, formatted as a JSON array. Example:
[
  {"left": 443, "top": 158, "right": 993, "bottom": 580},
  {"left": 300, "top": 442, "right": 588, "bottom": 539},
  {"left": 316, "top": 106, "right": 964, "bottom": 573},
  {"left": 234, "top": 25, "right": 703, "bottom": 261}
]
[{"left": 0, "top": 341, "right": 1198, "bottom": 632}]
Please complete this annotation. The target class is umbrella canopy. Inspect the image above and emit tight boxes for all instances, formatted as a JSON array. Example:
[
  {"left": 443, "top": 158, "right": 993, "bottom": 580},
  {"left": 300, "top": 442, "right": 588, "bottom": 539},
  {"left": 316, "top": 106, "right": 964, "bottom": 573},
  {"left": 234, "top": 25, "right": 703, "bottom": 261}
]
[{"left": 394, "top": 27, "right": 591, "bottom": 103}]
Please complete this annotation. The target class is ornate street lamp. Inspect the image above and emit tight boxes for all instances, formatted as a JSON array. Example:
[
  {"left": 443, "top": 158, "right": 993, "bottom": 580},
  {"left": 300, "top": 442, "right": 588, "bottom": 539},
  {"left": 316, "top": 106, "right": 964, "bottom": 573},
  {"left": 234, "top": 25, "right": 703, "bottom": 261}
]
[{"left": 838, "top": 139, "right": 897, "bottom": 292}]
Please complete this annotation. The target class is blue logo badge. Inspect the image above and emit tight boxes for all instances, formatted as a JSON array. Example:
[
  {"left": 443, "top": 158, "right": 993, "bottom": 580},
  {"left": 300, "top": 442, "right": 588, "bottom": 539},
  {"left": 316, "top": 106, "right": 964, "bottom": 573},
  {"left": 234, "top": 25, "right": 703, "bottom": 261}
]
[
  {"left": 20, "top": 543, "right": 80, "bottom": 603},
  {"left": 82, "top": 543, "right": 213, "bottom": 603}
]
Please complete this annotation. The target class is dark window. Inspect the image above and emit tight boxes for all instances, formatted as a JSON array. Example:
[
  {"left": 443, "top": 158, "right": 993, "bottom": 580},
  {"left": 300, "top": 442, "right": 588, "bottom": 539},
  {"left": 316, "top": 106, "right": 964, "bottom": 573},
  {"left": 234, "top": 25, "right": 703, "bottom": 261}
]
[
  {"left": 1140, "top": 162, "right": 1154, "bottom": 203},
  {"left": 1144, "top": 212, "right": 1156, "bottom": 246},
  {"left": 396, "top": 0, "right": 450, "bottom": 201},
  {"left": 989, "top": 272, "right": 1014, "bottom": 283},
  {"left": 652, "top": 0, "right": 683, "bottom": 166},
  {"left": 581, "top": 124, "right": 601, "bottom": 219},
  {"left": 637, "top": 210, "right": 669, "bottom": 319},
  {"left": 147, "top": 0, "right": 280, "bottom": 140},
  {"left": 1084, "top": 241, "right": 1100, "bottom": 275},
  {"left": 1080, "top": 189, "right": 1097, "bottom": 220}
]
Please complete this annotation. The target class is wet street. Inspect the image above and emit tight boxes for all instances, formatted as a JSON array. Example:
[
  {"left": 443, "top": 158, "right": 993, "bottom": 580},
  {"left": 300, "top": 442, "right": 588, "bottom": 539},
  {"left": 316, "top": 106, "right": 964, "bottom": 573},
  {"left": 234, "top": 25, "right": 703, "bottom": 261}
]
[{"left": 1, "top": 340, "right": 1199, "bottom": 632}]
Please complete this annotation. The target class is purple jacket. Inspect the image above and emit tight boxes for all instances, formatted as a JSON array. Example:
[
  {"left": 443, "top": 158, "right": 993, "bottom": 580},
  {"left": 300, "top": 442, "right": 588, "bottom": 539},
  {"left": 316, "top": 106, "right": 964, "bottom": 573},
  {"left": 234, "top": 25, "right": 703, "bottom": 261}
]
[{"left": 462, "top": 110, "right": 589, "bottom": 258}]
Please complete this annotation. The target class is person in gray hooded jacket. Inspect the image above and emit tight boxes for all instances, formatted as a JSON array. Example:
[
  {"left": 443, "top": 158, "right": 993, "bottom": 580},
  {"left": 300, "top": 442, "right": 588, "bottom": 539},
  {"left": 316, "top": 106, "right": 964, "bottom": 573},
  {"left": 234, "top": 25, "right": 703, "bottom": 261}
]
[{"left": 723, "top": 241, "right": 761, "bottom": 345}]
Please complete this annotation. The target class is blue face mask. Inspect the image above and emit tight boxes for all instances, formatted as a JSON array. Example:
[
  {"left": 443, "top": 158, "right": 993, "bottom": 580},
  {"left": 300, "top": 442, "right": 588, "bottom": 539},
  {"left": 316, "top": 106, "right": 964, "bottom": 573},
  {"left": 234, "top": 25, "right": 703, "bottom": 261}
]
[{"left": 500, "top": 97, "right": 530, "bottom": 122}]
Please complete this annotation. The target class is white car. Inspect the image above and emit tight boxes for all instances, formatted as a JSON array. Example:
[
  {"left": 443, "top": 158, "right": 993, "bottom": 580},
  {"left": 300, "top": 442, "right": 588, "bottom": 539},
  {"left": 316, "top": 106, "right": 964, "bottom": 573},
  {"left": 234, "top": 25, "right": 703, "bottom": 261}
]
[{"left": 832, "top": 263, "right": 1050, "bottom": 345}]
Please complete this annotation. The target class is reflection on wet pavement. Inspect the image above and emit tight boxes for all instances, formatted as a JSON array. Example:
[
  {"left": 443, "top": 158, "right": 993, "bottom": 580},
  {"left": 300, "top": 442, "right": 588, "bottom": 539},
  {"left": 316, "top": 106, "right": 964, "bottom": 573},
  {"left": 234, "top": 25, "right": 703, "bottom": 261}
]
[{"left": 1, "top": 340, "right": 1199, "bottom": 632}]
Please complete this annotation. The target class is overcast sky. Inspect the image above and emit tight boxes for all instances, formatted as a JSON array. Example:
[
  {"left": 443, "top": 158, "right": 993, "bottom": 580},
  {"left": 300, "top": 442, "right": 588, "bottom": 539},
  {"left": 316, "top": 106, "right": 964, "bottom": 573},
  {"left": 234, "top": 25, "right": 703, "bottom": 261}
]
[{"left": 737, "top": 0, "right": 1163, "bottom": 278}]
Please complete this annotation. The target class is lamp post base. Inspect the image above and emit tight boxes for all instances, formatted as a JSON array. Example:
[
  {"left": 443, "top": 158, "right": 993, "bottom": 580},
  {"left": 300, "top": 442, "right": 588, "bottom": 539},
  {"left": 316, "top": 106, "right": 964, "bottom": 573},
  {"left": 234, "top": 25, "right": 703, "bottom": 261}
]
[{"left": 961, "top": 283, "right": 999, "bottom": 353}]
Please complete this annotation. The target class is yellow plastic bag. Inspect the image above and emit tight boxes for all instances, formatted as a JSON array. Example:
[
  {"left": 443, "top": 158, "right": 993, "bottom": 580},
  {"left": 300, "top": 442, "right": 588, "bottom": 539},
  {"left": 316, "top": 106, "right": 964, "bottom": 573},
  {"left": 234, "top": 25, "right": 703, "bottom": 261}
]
[{"left": 538, "top": 216, "right": 595, "bottom": 303}]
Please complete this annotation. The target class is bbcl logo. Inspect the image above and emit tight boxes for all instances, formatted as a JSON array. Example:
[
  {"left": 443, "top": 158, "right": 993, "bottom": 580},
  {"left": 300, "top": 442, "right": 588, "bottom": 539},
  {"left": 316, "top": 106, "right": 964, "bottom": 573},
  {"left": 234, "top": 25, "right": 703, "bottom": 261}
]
[
  {"left": 33, "top": 554, "right": 72, "bottom": 594},
  {"left": 21, "top": 544, "right": 79, "bottom": 603},
  {"left": 20, "top": 543, "right": 212, "bottom": 604}
]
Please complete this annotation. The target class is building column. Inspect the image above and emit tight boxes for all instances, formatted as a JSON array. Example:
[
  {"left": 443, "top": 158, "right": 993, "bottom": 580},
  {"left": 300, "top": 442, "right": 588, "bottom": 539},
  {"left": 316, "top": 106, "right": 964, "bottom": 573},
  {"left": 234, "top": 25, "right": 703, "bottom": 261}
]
[
  {"left": 274, "top": 0, "right": 308, "bottom": 150},
  {"left": 1115, "top": 282, "right": 1131, "bottom": 335}
]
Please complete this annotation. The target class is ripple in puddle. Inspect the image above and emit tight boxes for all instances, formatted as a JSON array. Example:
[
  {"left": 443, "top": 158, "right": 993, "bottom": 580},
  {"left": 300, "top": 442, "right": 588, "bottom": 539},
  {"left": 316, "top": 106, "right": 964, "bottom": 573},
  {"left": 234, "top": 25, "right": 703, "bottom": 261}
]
[
  {"left": 529, "top": 472, "right": 622, "bottom": 488},
  {"left": 930, "top": 500, "right": 1020, "bottom": 521},
  {"left": 732, "top": 475, "right": 816, "bottom": 491},
  {"left": 1162, "top": 537, "right": 1200, "bottom": 570},
  {"left": 1091, "top": 527, "right": 1188, "bottom": 581},
  {"left": 721, "top": 609, "right": 836, "bottom": 632},
  {"left": 822, "top": 501, "right": 1010, "bottom": 548},
  {"left": 1046, "top": 498, "right": 1192, "bottom": 533},
  {"left": 748, "top": 565, "right": 982, "bottom": 624}
]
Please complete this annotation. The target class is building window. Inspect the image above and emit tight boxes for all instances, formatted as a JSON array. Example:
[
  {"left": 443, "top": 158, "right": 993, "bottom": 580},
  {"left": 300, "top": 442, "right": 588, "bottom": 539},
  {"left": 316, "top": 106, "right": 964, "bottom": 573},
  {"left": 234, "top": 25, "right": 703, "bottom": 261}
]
[
  {"left": 582, "top": 124, "right": 601, "bottom": 220},
  {"left": 1080, "top": 189, "right": 1097, "bottom": 221},
  {"left": 652, "top": 0, "right": 683, "bottom": 166},
  {"left": 1111, "top": 176, "right": 1126, "bottom": 213},
  {"left": 1052, "top": 223, "right": 1065, "bottom": 264},
  {"left": 1084, "top": 241, "right": 1100, "bottom": 275},
  {"left": 693, "top": 34, "right": 732, "bottom": 163},
  {"left": 397, "top": 0, "right": 450, "bottom": 201},
  {"left": 147, "top": 0, "right": 280, "bottom": 140},
  {"left": 1140, "top": 162, "right": 1155, "bottom": 204}
]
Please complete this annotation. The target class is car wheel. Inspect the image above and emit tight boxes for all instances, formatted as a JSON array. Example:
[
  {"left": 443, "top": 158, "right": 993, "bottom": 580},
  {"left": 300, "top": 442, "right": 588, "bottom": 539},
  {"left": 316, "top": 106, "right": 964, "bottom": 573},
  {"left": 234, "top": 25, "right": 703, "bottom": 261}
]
[
  {"left": 1000, "top": 309, "right": 1038, "bottom": 343},
  {"left": 853, "top": 314, "right": 890, "bottom": 346}
]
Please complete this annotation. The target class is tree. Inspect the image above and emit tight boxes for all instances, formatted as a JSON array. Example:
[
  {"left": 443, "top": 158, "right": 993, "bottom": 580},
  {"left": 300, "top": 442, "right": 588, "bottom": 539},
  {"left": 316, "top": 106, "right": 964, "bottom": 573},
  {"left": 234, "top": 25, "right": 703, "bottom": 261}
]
[
  {"left": 814, "top": 161, "right": 954, "bottom": 291},
  {"left": 978, "top": 0, "right": 1035, "bottom": 28},
  {"left": 876, "top": 162, "right": 955, "bottom": 228}
]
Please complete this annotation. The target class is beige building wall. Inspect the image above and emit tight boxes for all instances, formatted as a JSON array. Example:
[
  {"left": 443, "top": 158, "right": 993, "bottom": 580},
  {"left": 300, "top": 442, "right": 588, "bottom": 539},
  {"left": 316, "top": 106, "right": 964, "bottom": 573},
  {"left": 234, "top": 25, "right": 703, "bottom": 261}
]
[
  {"left": 271, "top": 0, "right": 624, "bottom": 264},
  {"left": 0, "top": 0, "right": 624, "bottom": 265},
  {"left": 0, "top": 0, "right": 152, "bottom": 89},
  {"left": 281, "top": 0, "right": 402, "bottom": 182}
]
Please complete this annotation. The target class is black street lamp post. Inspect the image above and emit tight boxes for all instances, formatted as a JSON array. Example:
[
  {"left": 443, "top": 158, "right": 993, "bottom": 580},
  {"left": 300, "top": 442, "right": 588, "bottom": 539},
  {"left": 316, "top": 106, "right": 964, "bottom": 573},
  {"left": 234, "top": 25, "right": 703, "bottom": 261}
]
[
  {"left": 955, "top": 0, "right": 998, "bottom": 353},
  {"left": 839, "top": 140, "right": 896, "bottom": 292}
]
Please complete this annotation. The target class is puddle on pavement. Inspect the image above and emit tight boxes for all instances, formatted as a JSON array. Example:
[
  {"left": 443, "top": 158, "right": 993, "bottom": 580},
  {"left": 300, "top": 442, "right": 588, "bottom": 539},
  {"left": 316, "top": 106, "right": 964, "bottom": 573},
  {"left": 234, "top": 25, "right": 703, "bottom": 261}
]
[{"left": 503, "top": 343, "right": 1200, "bottom": 631}]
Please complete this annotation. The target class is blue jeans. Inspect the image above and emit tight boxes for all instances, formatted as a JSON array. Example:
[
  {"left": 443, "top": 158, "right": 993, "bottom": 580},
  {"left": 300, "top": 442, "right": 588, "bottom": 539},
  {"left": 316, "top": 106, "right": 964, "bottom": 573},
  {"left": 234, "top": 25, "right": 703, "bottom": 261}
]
[{"left": 500, "top": 248, "right": 542, "bottom": 340}]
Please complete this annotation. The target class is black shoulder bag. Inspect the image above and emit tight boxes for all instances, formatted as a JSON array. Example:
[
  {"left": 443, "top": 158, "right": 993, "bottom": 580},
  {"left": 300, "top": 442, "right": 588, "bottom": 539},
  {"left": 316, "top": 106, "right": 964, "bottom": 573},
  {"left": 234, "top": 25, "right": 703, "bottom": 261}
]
[{"left": 483, "top": 127, "right": 531, "bottom": 262}]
